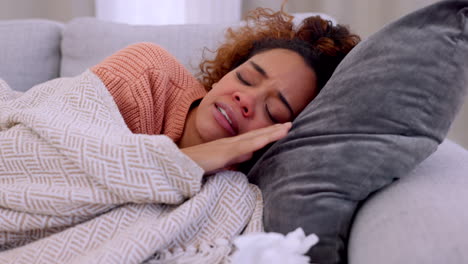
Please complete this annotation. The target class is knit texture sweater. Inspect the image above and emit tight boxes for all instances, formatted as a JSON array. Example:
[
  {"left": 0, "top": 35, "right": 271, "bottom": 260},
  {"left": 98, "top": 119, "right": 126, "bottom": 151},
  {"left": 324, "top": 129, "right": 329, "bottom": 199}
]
[{"left": 91, "top": 42, "right": 207, "bottom": 141}]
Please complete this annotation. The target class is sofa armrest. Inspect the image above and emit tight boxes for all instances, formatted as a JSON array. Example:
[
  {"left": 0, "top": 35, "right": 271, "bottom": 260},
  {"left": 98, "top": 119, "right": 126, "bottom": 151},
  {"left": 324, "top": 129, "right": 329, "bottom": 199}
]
[{"left": 349, "top": 140, "right": 468, "bottom": 264}]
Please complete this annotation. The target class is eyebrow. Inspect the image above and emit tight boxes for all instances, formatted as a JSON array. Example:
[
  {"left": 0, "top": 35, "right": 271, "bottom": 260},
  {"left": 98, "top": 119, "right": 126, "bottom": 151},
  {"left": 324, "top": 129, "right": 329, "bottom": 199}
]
[
  {"left": 250, "top": 60, "right": 294, "bottom": 119},
  {"left": 250, "top": 61, "right": 268, "bottom": 78}
]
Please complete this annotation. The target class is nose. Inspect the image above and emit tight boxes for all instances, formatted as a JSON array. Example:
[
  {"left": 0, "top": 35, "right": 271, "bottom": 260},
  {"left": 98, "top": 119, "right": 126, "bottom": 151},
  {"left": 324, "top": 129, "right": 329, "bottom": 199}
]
[{"left": 233, "top": 91, "right": 256, "bottom": 118}]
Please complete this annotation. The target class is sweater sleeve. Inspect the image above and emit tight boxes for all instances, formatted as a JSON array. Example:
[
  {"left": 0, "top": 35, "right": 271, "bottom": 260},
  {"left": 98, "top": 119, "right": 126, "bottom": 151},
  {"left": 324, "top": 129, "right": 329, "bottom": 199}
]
[{"left": 90, "top": 42, "right": 206, "bottom": 137}]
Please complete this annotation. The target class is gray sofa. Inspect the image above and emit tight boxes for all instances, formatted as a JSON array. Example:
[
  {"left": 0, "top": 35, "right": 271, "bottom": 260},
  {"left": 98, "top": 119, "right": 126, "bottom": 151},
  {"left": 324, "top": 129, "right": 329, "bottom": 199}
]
[{"left": 1, "top": 18, "right": 468, "bottom": 264}]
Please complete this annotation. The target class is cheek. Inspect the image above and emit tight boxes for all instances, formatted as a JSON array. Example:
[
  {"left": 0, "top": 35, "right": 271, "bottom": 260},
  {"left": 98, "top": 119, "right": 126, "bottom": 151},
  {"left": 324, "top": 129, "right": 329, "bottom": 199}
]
[
  {"left": 296, "top": 102, "right": 309, "bottom": 114},
  {"left": 203, "top": 85, "right": 230, "bottom": 105},
  {"left": 292, "top": 92, "right": 315, "bottom": 114}
]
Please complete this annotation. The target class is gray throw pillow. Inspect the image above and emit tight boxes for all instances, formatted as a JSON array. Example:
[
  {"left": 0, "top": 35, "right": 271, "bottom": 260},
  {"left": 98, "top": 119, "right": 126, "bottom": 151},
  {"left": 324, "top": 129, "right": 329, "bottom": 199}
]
[{"left": 247, "top": 1, "right": 468, "bottom": 263}]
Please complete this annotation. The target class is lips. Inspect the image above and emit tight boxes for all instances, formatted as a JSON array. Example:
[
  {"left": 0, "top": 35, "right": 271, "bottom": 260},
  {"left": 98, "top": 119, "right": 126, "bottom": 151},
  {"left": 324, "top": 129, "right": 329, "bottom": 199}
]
[{"left": 213, "top": 102, "right": 239, "bottom": 136}]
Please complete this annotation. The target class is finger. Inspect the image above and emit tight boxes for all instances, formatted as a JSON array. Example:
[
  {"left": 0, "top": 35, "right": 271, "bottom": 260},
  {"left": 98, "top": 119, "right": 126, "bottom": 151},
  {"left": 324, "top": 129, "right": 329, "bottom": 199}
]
[
  {"left": 250, "top": 122, "right": 291, "bottom": 145},
  {"left": 235, "top": 124, "right": 290, "bottom": 155},
  {"left": 234, "top": 122, "right": 292, "bottom": 141},
  {"left": 253, "top": 125, "right": 289, "bottom": 148}
]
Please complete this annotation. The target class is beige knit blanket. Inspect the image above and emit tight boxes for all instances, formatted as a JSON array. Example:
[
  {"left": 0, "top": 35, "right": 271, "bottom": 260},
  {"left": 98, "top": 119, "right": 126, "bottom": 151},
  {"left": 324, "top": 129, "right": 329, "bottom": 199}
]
[{"left": 0, "top": 71, "right": 263, "bottom": 264}]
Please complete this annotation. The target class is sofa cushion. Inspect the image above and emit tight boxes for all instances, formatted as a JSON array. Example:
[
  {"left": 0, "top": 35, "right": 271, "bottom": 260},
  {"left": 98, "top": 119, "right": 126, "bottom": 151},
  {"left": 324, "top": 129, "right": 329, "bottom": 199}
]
[
  {"left": 0, "top": 19, "right": 63, "bottom": 92},
  {"left": 348, "top": 140, "right": 468, "bottom": 264},
  {"left": 61, "top": 17, "right": 229, "bottom": 77},
  {"left": 247, "top": 1, "right": 468, "bottom": 263}
]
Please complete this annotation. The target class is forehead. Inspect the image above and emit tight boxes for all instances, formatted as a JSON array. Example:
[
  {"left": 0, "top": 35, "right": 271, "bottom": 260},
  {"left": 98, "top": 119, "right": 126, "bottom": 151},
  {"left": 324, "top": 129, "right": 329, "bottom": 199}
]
[
  {"left": 247, "top": 48, "right": 318, "bottom": 113},
  {"left": 248, "top": 48, "right": 316, "bottom": 85},
  {"left": 250, "top": 48, "right": 307, "bottom": 69}
]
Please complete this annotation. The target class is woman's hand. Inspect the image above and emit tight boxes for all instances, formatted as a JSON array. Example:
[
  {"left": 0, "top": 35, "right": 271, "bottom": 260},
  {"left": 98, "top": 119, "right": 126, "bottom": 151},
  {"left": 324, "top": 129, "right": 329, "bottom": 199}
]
[{"left": 181, "top": 122, "right": 292, "bottom": 175}]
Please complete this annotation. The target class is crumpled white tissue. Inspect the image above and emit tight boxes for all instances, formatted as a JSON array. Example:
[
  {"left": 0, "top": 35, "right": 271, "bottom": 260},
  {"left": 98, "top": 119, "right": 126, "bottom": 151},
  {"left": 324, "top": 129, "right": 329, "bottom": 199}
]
[{"left": 231, "top": 228, "right": 319, "bottom": 264}]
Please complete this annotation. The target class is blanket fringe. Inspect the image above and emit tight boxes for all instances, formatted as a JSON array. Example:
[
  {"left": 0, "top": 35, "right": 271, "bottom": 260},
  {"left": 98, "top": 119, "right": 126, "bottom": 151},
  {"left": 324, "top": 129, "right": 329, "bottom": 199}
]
[{"left": 144, "top": 239, "right": 233, "bottom": 264}]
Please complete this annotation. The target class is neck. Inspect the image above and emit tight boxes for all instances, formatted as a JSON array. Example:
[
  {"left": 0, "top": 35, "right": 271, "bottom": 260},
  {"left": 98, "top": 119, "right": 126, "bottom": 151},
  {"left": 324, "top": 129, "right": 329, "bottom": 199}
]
[{"left": 178, "top": 106, "right": 203, "bottom": 148}]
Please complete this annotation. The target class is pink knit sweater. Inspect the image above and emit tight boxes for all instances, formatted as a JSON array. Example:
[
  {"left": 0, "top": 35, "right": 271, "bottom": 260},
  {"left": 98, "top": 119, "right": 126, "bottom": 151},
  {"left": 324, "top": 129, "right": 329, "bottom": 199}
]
[{"left": 91, "top": 42, "right": 207, "bottom": 142}]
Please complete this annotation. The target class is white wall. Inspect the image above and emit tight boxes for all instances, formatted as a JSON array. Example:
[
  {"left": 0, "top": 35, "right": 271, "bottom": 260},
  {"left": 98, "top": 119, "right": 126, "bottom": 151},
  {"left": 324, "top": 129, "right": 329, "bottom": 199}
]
[
  {"left": 95, "top": 0, "right": 242, "bottom": 25},
  {"left": 0, "top": 0, "right": 94, "bottom": 21},
  {"left": 249, "top": 0, "right": 438, "bottom": 38}
]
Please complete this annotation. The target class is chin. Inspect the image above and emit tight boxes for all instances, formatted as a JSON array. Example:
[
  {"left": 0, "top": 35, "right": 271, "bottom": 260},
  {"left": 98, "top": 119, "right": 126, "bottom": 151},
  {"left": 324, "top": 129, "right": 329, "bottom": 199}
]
[
  {"left": 198, "top": 126, "right": 225, "bottom": 143},
  {"left": 196, "top": 113, "right": 231, "bottom": 143}
]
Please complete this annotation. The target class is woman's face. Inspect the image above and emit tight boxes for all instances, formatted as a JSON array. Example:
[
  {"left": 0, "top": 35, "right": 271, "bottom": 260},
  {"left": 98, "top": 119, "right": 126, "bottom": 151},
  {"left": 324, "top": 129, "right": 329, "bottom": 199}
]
[{"left": 191, "top": 48, "right": 317, "bottom": 144}]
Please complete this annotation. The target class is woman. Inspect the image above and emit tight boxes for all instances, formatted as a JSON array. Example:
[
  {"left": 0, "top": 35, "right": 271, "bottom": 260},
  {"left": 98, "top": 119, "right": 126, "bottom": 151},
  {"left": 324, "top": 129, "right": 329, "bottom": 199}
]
[
  {"left": 91, "top": 7, "right": 360, "bottom": 174},
  {"left": 0, "top": 7, "right": 359, "bottom": 263}
]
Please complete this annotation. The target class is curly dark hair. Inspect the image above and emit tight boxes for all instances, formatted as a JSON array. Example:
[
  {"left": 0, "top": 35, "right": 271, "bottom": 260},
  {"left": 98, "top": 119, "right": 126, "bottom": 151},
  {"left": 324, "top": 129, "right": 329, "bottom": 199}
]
[{"left": 198, "top": 7, "right": 360, "bottom": 94}]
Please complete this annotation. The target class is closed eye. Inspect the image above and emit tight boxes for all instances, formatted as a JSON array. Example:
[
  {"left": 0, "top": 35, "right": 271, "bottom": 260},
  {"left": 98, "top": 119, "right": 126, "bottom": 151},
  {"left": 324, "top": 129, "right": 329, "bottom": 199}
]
[
  {"left": 265, "top": 104, "right": 279, "bottom": 124},
  {"left": 236, "top": 72, "right": 251, "bottom": 86}
]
